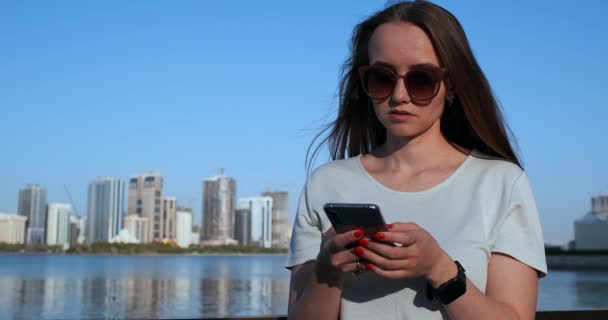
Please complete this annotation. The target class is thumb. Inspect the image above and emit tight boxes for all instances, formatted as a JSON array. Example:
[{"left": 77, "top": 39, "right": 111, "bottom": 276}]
[{"left": 324, "top": 226, "right": 336, "bottom": 237}]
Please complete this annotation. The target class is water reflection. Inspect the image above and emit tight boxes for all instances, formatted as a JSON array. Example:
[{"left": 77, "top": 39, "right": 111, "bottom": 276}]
[
  {"left": 4, "top": 254, "right": 606, "bottom": 319},
  {"left": 0, "top": 255, "right": 291, "bottom": 319},
  {"left": 575, "top": 271, "right": 608, "bottom": 310},
  {"left": 538, "top": 270, "right": 608, "bottom": 311}
]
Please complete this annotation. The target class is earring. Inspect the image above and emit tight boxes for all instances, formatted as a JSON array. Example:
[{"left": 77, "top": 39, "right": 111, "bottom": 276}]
[{"left": 446, "top": 97, "right": 453, "bottom": 107}]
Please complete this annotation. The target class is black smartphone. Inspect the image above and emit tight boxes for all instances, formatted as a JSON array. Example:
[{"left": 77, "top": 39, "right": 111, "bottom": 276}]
[{"left": 323, "top": 203, "right": 389, "bottom": 236}]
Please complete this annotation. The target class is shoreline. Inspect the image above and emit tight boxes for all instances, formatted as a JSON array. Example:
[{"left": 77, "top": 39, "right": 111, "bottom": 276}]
[{"left": 0, "top": 251, "right": 287, "bottom": 256}]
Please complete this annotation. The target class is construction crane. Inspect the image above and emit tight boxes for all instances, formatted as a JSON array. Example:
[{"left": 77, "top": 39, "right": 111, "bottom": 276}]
[{"left": 63, "top": 185, "right": 79, "bottom": 217}]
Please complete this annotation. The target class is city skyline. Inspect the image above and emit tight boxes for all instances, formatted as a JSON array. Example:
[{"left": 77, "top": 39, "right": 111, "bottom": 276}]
[
  {"left": 2, "top": 172, "right": 292, "bottom": 249},
  {"left": 2, "top": 0, "right": 608, "bottom": 245},
  {"left": 2, "top": 168, "right": 606, "bottom": 246}
]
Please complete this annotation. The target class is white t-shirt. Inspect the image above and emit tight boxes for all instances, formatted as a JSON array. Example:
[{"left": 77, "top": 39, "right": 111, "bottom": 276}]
[{"left": 286, "top": 151, "right": 547, "bottom": 320}]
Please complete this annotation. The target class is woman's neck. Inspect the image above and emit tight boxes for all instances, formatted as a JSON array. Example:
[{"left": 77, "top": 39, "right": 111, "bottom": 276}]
[{"left": 374, "top": 122, "right": 464, "bottom": 171}]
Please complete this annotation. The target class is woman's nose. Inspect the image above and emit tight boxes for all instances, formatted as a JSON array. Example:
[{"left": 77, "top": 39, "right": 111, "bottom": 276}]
[{"left": 391, "top": 78, "right": 411, "bottom": 104}]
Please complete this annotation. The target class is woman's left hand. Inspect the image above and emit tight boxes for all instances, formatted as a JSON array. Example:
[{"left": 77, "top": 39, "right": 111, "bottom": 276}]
[{"left": 353, "top": 222, "right": 456, "bottom": 286}]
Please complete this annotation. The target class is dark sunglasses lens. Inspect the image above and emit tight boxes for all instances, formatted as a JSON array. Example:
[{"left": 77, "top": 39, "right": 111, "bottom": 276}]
[
  {"left": 406, "top": 70, "right": 439, "bottom": 101},
  {"left": 365, "top": 69, "right": 394, "bottom": 99}
]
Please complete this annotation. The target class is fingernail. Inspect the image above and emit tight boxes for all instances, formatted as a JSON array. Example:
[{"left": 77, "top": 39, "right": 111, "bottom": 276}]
[
  {"left": 373, "top": 233, "right": 385, "bottom": 240},
  {"left": 365, "top": 264, "right": 375, "bottom": 271},
  {"left": 353, "top": 247, "right": 365, "bottom": 256},
  {"left": 387, "top": 224, "right": 393, "bottom": 230},
  {"left": 357, "top": 238, "right": 368, "bottom": 246},
  {"left": 353, "top": 230, "right": 365, "bottom": 238}
]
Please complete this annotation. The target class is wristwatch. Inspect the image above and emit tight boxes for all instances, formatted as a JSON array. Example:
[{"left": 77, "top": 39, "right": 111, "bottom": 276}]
[{"left": 426, "top": 260, "right": 467, "bottom": 305}]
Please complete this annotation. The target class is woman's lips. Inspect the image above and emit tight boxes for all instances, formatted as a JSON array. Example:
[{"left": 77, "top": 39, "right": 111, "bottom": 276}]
[{"left": 388, "top": 110, "right": 414, "bottom": 121}]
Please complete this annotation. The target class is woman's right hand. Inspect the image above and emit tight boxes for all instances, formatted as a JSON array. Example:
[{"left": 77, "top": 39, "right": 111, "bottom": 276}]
[{"left": 314, "top": 227, "right": 366, "bottom": 285}]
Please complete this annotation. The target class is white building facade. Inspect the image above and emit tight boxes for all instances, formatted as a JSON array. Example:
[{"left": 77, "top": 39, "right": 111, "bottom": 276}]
[
  {"left": 46, "top": 203, "right": 72, "bottom": 249},
  {"left": 238, "top": 196, "right": 273, "bottom": 248},
  {"left": 0, "top": 213, "right": 28, "bottom": 244},
  {"left": 176, "top": 210, "right": 193, "bottom": 248},
  {"left": 123, "top": 214, "right": 150, "bottom": 244}
]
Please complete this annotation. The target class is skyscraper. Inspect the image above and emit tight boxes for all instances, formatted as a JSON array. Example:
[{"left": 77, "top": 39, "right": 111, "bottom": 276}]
[
  {"left": 86, "top": 177, "right": 124, "bottom": 245},
  {"left": 176, "top": 208, "right": 193, "bottom": 248},
  {"left": 261, "top": 191, "right": 290, "bottom": 248},
  {"left": 162, "top": 197, "right": 176, "bottom": 240},
  {"left": 234, "top": 207, "right": 251, "bottom": 246},
  {"left": 18, "top": 184, "right": 47, "bottom": 244},
  {"left": 237, "top": 196, "right": 273, "bottom": 248},
  {"left": 46, "top": 203, "right": 72, "bottom": 249},
  {"left": 201, "top": 175, "right": 237, "bottom": 245},
  {"left": 68, "top": 215, "right": 84, "bottom": 248},
  {"left": 128, "top": 172, "right": 164, "bottom": 242}
]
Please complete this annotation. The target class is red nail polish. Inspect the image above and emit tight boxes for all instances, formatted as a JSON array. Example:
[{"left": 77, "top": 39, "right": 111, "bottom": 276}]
[
  {"left": 373, "top": 233, "right": 385, "bottom": 240},
  {"left": 365, "top": 264, "right": 375, "bottom": 271},
  {"left": 353, "top": 230, "right": 365, "bottom": 238},
  {"left": 357, "top": 238, "right": 368, "bottom": 246},
  {"left": 387, "top": 224, "right": 393, "bottom": 230},
  {"left": 353, "top": 247, "right": 365, "bottom": 255}
]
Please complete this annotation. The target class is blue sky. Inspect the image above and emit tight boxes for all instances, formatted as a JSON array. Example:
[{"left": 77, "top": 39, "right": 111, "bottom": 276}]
[{"left": 1, "top": 0, "right": 607, "bottom": 245}]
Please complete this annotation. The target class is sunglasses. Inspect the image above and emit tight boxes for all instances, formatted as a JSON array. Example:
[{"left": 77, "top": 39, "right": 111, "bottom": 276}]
[{"left": 358, "top": 64, "right": 447, "bottom": 104}]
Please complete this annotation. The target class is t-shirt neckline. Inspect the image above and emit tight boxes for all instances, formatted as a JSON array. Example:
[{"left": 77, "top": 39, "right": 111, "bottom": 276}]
[{"left": 354, "top": 150, "right": 476, "bottom": 196}]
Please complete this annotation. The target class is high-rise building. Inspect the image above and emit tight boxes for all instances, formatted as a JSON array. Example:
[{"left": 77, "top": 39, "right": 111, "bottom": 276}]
[
  {"left": 201, "top": 175, "right": 237, "bottom": 245},
  {"left": 261, "top": 191, "right": 290, "bottom": 248},
  {"left": 162, "top": 197, "right": 177, "bottom": 240},
  {"left": 46, "top": 203, "right": 72, "bottom": 249},
  {"left": 237, "top": 196, "right": 273, "bottom": 248},
  {"left": 68, "top": 215, "right": 84, "bottom": 248},
  {"left": 0, "top": 213, "right": 27, "bottom": 244},
  {"left": 191, "top": 225, "right": 200, "bottom": 246},
  {"left": 234, "top": 207, "right": 251, "bottom": 246},
  {"left": 86, "top": 177, "right": 124, "bottom": 245},
  {"left": 18, "top": 184, "right": 47, "bottom": 244},
  {"left": 128, "top": 172, "right": 164, "bottom": 242},
  {"left": 123, "top": 214, "right": 150, "bottom": 243},
  {"left": 77, "top": 216, "right": 86, "bottom": 245},
  {"left": 176, "top": 208, "right": 193, "bottom": 248}
]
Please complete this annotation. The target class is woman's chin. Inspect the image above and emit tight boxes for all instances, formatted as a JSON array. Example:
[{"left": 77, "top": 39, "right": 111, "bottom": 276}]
[{"left": 385, "top": 126, "right": 420, "bottom": 139}]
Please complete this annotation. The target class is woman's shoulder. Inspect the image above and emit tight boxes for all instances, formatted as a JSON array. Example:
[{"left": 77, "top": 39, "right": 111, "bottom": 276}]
[
  {"left": 305, "top": 156, "right": 362, "bottom": 187},
  {"left": 467, "top": 149, "right": 526, "bottom": 182}
]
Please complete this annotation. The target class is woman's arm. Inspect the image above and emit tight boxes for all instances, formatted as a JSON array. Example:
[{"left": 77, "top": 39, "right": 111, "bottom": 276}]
[
  {"left": 358, "top": 222, "right": 540, "bottom": 320},
  {"left": 287, "top": 262, "right": 343, "bottom": 320},
  {"left": 287, "top": 228, "right": 364, "bottom": 320},
  {"left": 429, "top": 252, "right": 539, "bottom": 320}
]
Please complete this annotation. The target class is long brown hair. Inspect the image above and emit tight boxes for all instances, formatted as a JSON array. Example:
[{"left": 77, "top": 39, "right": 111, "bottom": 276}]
[{"left": 306, "top": 0, "right": 522, "bottom": 172}]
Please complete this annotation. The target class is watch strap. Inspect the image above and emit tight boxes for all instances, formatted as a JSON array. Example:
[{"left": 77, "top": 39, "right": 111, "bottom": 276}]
[{"left": 426, "top": 260, "right": 467, "bottom": 305}]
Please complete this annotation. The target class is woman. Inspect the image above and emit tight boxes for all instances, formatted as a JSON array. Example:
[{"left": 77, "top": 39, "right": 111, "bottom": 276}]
[{"left": 286, "top": 1, "right": 547, "bottom": 319}]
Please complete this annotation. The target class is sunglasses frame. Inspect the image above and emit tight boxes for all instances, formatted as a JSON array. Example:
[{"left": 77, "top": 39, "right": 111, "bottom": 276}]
[{"left": 357, "top": 64, "right": 448, "bottom": 104}]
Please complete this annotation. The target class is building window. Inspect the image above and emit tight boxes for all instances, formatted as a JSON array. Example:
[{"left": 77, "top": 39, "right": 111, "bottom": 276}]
[
  {"left": 136, "top": 208, "right": 141, "bottom": 214},
  {"left": 137, "top": 199, "right": 142, "bottom": 205},
  {"left": 155, "top": 216, "right": 160, "bottom": 222},
  {"left": 155, "top": 191, "right": 161, "bottom": 197},
  {"left": 155, "top": 199, "right": 160, "bottom": 205},
  {"left": 154, "top": 232, "right": 159, "bottom": 238},
  {"left": 155, "top": 207, "right": 160, "bottom": 214}
]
